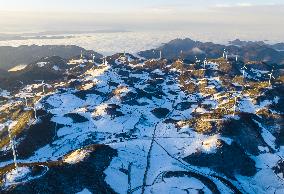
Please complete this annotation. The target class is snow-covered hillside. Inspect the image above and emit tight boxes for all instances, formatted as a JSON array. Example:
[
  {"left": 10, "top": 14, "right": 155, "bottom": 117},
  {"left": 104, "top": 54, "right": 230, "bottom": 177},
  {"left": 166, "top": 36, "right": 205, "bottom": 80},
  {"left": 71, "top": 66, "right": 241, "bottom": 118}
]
[{"left": 0, "top": 52, "right": 283, "bottom": 194}]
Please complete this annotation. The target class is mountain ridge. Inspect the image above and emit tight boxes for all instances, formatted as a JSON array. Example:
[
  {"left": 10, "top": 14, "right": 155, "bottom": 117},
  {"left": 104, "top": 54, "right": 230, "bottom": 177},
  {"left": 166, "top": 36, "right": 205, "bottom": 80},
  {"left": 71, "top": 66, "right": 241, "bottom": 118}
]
[{"left": 0, "top": 45, "right": 102, "bottom": 70}]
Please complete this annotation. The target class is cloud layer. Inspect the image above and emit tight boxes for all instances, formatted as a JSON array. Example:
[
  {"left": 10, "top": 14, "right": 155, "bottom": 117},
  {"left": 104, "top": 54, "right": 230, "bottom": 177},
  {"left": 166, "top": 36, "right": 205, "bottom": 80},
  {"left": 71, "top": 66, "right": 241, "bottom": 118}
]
[{"left": 0, "top": 1, "right": 283, "bottom": 42}]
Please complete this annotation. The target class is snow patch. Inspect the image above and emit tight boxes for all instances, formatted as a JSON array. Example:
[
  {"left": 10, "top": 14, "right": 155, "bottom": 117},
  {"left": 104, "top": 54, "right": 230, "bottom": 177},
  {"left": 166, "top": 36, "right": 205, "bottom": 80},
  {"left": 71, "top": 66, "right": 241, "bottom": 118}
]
[
  {"left": 53, "top": 65, "right": 60, "bottom": 71},
  {"left": 93, "top": 104, "right": 108, "bottom": 117},
  {"left": 201, "top": 135, "right": 221, "bottom": 152},
  {"left": 76, "top": 188, "right": 92, "bottom": 194},
  {"left": 37, "top": 62, "right": 48, "bottom": 67},
  {"left": 4, "top": 167, "right": 30, "bottom": 186},
  {"left": 8, "top": 64, "right": 27, "bottom": 72},
  {"left": 64, "top": 149, "right": 90, "bottom": 164}
]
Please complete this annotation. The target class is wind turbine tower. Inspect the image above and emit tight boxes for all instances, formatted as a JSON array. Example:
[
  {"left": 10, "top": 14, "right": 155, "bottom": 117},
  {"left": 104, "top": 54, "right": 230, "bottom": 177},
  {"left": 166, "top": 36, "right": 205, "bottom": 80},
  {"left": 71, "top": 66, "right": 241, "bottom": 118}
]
[
  {"left": 222, "top": 49, "right": 228, "bottom": 60},
  {"left": 232, "top": 93, "right": 242, "bottom": 116},
  {"left": 42, "top": 80, "right": 45, "bottom": 93},
  {"left": 241, "top": 64, "right": 247, "bottom": 79},
  {"left": 92, "top": 54, "right": 95, "bottom": 63},
  {"left": 180, "top": 50, "right": 184, "bottom": 60},
  {"left": 24, "top": 96, "right": 28, "bottom": 107},
  {"left": 223, "top": 49, "right": 226, "bottom": 59},
  {"left": 7, "top": 126, "right": 18, "bottom": 172},
  {"left": 102, "top": 57, "right": 105, "bottom": 65},
  {"left": 268, "top": 69, "right": 275, "bottom": 87},
  {"left": 103, "top": 56, "right": 108, "bottom": 65},
  {"left": 34, "top": 105, "right": 37, "bottom": 119},
  {"left": 203, "top": 58, "right": 207, "bottom": 69}
]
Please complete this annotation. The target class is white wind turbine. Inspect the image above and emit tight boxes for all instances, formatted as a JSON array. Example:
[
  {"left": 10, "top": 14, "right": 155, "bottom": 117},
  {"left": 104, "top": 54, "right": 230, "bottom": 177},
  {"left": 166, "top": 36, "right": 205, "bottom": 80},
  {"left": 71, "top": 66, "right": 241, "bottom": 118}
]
[
  {"left": 203, "top": 58, "right": 207, "bottom": 69},
  {"left": 241, "top": 64, "right": 247, "bottom": 79},
  {"left": 159, "top": 50, "right": 162, "bottom": 60},
  {"left": 223, "top": 49, "right": 228, "bottom": 59},
  {"left": 177, "top": 50, "right": 184, "bottom": 64},
  {"left": 268, "top": 69, "right": 275, "bottom": 87},
  {"left": 180, "top": 50, "right": 183, "bottom": 58},
  {"left": 24, "top": 96, "right": 28, "bottom": 107},
  {"left": 102, "top": 56, "right": 106, "bottom": 65},
  {"left": 33, "top": 104, "right": 37, "bottom": 119},
  {"left": 41, "top": 80, "right": 46, "bottom": 93},
  {"left": 235, "top": 55, "right": 238, "bottom": 62},
  {"left": 7, "top": 125, "right": 19, "bottom": 172},
  {"left": 232, "top": 92, "right": 242, "bottom": 116},
  {"left": 20, "top": 92, "right": 33, "bottom": 109},
  {"left": 92, "top": 54, "right": 95, "bottom": 63}
]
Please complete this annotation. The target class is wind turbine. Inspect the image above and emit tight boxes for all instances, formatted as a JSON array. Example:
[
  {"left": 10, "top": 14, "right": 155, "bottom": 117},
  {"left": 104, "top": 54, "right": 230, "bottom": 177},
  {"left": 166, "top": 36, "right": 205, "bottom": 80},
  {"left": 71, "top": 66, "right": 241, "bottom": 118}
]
[
  {"left": 80, "top": 50, "right": 83, "bottom": 59},
  {"left": 34, "top": 105, "right": 37, "bottom": 119},
  {"left": 241, "top": 64, "right": 247, "bottom": 79},
  {"left": 159, "top": 50, "right": 162, "bottom": 60},
  {"left": 7, "top": 126, "right": 18, "bottom": 173},
  {"left": 180, "top": 50, "right": 183, "bottom": 59},
  {"left": 235, "top": 55, "right": 238, "bottom": 62},
  {"left": 102, "top": 56, "right": 106, "bottom": 65},
  {"left": 92, "top": 54, "right": 95, "bottom": 63},
  {"left": 24, "top": 96, "right": 28, "bottom": 107},
  {"left": 203, "top": 58, "right": 207, "bottom": 69},
  {"left": 41, "top": 80, "right": 45, "bottom": 93},
  {"left": 268, "top": 69, "right": 275, "bottom": 87},
  {"left": 223, "top": 49, "right": 228, "bottom": 59},
  {"left": 232, "top": 93, "right": 242, "bottom": 116},
  {"left": 21, "top": 93, "right": 33, "bottom": 108}
]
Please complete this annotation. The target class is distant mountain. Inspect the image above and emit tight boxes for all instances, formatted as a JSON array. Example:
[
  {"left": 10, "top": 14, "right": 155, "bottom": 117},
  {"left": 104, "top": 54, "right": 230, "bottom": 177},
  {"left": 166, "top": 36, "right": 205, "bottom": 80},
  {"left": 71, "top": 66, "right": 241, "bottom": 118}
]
[
  {"left": 139, "top": 38, "right": 284, "bottom": 65},
  {"left": 271, "top": 43, "right": 284, "bottom": 51},
  {"left": 229, "top": 39, "right": 284, "bottom": 51},
  {"left": 228, "top": 39, "right": 267, "bottom": 47},
  {"left": 0, "top": 56, "right": 70, "bottom": 90},
  {"left": 0, "top": 34, "right": 75, "bottom": 41},
  {"left": 14, "top": 56, "right": 69, "bottom": 81},
  {"left": 0, "top": 45, "right": 102, "bottom": 70}
]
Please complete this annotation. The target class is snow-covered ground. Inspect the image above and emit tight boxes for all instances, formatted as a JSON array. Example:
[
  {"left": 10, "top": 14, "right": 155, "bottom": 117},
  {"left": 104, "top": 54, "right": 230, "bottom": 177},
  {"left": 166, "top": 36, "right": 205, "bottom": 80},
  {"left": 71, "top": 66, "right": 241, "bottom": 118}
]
[
  {"left": 8, "top": 64, "right": 27, "bottom": 72},
  {"left": 0, "top": 56, "right": 283, "bottom": 193}
]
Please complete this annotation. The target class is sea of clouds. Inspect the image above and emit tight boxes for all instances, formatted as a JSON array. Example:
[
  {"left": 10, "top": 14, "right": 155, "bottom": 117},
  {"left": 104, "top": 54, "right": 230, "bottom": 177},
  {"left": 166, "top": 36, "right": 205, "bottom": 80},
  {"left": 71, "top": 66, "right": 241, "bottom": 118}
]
[{"left": 0, "top": 30, "right": 282, "bottom": 55}]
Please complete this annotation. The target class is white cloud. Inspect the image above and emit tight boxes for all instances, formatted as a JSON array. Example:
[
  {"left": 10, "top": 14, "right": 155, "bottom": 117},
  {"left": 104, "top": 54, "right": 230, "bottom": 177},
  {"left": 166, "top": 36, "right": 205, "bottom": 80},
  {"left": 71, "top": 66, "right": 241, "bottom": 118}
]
[{"left": 236, "top": 3, "right": 253, "bottom": 7}]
